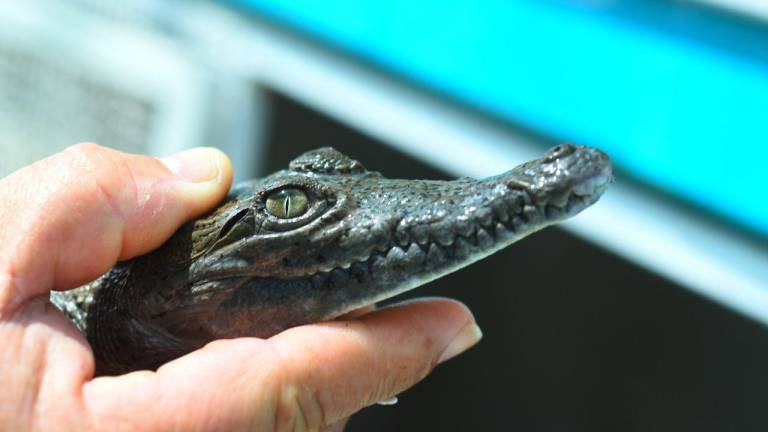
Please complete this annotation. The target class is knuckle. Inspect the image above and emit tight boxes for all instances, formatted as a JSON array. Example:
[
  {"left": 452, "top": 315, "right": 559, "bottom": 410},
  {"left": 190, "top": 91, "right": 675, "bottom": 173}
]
[
  {"left": 60, "top": 142, "right": 111, "bottom": 172},
  {"left": 58, "top": 143, "right": 139, "bottom": 215},
  {"left": 60, "top": 142, "right": 122, "bottom": 176},
  {"left": 274, "top": 382, "right": 326, "bottom": 432}
]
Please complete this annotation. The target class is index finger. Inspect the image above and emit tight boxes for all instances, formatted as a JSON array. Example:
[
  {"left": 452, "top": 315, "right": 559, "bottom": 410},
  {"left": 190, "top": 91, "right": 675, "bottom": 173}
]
[{"left": 82, "top": 298, "right": 482, "bottom": 431}]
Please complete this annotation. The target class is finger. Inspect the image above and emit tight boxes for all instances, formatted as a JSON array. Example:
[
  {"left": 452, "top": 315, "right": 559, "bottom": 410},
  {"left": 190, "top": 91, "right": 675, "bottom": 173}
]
[
  {"left": 82, "top": 298, "right": 481, "bottom": 431},
  {"left": 337, "top": 304, "right": 376, "bottom": 320},
  {"left": 0, "top": 143, "right": 232, "bottom": 316},
  {"left": 266, "top": 298, "right": 482, "bottom": 426},
  {"left": 321, "top": 418, "right": 349, "bottom": 432}
]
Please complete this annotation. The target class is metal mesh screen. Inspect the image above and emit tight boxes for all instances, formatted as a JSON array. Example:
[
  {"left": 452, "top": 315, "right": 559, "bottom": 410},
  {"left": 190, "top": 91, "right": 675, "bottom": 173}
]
[
  {"left": 0, "top": 42, "right": 155, "bottom": 177},
  {"left": 67, "top": 0, "right": 170, "bottom": 28}
]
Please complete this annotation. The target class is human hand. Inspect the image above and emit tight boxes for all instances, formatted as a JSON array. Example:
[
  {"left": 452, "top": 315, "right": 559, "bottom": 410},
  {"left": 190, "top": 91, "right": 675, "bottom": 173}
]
[{"left": 0, "top": 143, "right": 482, "bottom": 431}]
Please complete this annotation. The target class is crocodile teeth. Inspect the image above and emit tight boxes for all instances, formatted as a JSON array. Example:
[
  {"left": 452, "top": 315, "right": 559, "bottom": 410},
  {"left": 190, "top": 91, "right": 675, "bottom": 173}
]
[
  {"left": 507, "top": 199, "right": 523, "bottom": 220},
  {"left": 329, "top": 269, "right": 350, "bottom": 287},
  {"left": 395, "top": 228, "right": 410, "bottom": 248},
  {"left": 467, "top": 230, "right": 479, "bottom": 246},
  {"left": 477, "top": 227, "right": 493, "bottom": 249},
  {"left": 410, "top": 225, "right": 430, "bottom": 246},
  {"left": 520, "top": 191, "right": 534, "bottom": 205},
  {"left": 549, "top": 191, "right": 570, "bottom": 208},
  {"left": 454, "top": 236, "right": 472, "bottom": 257},
  {"left": 573, "top": 176, "right": 606, "bottom": 196},
  {"left": 523, "top": 205, "right": 543, "bottom": 226},
  {"left": 476, "top": 208, "right": 493, "bottom": 228},
  {"left": 512, "top": 216, "right": 526, "bottom": 231},
  {"left": 432, "top": 229, "right": 454, "bottom": 247},
  {"left": 405, "top": 242, "right": 426, "bottom": 263},
  {"left": 426, "top": 242, "right": 446, "bottom": 264},
  {"left": 455, "top": 222, "right": 474, "bottom": 238},
  {"left": 545, "top": 205, "right": 563, "bottom": 220},
  {"left": 318, "top": 263, "right": 338, "bottom": 273},
  {"left": 311, "top": 273, "right": 327, "bottom": 290},
  {"left": 350, "top": 262, "right": 368, "bottom": 282},
  {"left": 310, "top": 167, "right": 588, "bottom": 286},
  {"left": 369, "top": 255, "right": 386, "bottom": 273},
  {"left": 493, "top": 203, "right": 510, "bottom": 223},
  {"left": 386, "top": 245, "right": 407, "bottom": 262}
]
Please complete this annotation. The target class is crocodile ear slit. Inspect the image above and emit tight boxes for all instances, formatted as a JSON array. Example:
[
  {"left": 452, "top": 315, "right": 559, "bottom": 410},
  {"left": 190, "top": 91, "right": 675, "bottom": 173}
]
[
  {"left": 218, "top": 208, "right": 250, "bottom": 238},
  {"left": 207, "top": 208, "right": 256, "bottom": 252}
]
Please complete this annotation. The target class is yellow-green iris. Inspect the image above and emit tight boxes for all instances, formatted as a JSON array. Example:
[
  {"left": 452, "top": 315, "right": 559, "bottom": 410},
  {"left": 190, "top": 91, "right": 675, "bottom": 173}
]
[{"left": 265, "top": 188, "right": 309, "bottom": 218}]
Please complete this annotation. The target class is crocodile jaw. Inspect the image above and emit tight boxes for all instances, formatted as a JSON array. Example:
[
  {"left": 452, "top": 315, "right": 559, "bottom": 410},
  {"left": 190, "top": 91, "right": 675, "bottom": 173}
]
[{"left": 148, "top": 144, "right": 611, "bottom": 341}]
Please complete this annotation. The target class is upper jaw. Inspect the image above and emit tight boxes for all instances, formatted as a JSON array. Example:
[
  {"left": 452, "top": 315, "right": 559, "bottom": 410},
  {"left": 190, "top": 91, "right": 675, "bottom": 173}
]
[
  {"left": 349, "top": 144, "right": 612, "bottom": 272},
  {"left": 188, "top": 144, "right": 611, "bottom": 284}
]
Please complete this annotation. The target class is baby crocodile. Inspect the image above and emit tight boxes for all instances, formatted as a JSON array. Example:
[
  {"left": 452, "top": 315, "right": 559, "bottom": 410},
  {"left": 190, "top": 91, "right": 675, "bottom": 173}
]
[{"left": 52, "top": 144, "right": 612, "bottom": 375}]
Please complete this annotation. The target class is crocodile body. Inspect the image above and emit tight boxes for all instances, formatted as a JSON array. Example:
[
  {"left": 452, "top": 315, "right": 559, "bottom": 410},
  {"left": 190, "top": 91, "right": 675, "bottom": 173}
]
[{"left": 51, "top": 145, "right": 612, "bottom": 375}]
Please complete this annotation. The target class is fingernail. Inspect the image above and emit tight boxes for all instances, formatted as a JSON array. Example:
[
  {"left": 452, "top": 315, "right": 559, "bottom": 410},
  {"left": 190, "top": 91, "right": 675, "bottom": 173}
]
[
  {"left": 438, "top": 322, "right": 483, "bottom": 364},
  {"left": 160, "top": 147, "right": 221, "bottom": 183}
]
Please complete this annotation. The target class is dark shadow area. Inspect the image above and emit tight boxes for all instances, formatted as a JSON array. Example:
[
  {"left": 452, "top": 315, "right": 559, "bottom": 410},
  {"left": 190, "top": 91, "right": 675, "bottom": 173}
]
[{"left": 261, "top": 91, "right": 768, "bottom": 432}]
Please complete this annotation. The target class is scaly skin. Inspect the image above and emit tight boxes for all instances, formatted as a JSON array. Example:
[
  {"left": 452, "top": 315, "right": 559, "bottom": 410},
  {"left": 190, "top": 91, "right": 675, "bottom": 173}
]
[{"left": 52, "top": 144, "right": 612, "bottom": 375}]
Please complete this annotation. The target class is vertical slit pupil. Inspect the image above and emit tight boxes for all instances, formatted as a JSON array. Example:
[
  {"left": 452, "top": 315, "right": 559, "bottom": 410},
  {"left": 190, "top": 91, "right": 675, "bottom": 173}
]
[{"left": 266, "top": 188, "right": 308, "bottom": 218}]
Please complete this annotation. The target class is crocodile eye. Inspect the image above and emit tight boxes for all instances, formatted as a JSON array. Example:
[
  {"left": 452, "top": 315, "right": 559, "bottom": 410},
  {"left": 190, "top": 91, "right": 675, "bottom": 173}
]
[{"left": 265, "top": 188, "right": 309, "bottom": 218}]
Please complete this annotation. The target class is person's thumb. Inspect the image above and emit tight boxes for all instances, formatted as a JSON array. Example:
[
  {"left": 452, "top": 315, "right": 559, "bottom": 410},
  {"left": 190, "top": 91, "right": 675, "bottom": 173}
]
[{"left": 0, "top": 143, "right": 232, "bottom": 315}]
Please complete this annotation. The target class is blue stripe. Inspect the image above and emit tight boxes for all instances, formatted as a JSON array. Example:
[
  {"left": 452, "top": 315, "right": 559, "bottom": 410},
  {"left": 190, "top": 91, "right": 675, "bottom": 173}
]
[{"left": 224, "top": 0, "right": 768, "bottom": 237}]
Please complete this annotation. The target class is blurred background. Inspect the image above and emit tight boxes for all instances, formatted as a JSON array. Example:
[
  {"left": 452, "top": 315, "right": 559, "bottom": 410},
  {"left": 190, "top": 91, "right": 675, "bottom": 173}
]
[{"left": 1, "top": 0, "right": 767, "bottom": 430}]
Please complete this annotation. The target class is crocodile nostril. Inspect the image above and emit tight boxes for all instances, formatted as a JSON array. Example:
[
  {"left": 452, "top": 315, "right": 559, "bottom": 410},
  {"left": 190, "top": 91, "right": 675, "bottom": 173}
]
[{"left": 546, "top": 143, "right": 576, "bottom": 160}]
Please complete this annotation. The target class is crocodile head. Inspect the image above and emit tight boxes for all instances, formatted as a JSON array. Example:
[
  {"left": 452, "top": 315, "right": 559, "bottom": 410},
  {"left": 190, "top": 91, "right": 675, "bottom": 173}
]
[{"left": 87, "top": 144, "right": 611, "bottom": 373}]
